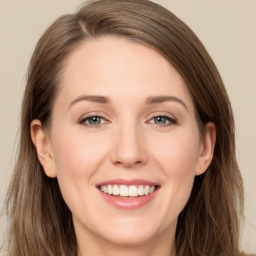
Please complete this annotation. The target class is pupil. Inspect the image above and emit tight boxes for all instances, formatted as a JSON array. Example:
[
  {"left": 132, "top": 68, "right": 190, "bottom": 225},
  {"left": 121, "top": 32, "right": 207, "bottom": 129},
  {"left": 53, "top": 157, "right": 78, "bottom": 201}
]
[
  {"left": 89, "top": 116, "right": 101, "bottom": 124},
  {"left": 154, "top": 116, "right": 166, "bottom": 124}
]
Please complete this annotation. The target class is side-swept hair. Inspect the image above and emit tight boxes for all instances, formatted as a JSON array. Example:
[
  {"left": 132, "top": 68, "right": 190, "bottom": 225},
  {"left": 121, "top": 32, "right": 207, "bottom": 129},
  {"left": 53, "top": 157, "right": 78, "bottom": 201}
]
[{"left": 4, "top": 0, "right": 244, "bottom": 255}]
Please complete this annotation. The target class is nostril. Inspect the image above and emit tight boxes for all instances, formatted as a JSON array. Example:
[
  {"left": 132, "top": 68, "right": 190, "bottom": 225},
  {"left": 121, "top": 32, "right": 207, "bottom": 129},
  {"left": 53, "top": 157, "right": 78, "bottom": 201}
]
[
  {"left": 113, "top": 159, "right": 144, "bottom": 168},
  {"left": 110, "top": 141, "right": 148, "bottom": 168}
]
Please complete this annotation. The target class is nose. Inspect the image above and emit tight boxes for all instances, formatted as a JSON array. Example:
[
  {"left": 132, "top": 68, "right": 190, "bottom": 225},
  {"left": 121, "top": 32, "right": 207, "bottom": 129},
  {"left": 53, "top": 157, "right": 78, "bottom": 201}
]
[{"left": 110, "top": 123, "right": 148, "bottom": 168}]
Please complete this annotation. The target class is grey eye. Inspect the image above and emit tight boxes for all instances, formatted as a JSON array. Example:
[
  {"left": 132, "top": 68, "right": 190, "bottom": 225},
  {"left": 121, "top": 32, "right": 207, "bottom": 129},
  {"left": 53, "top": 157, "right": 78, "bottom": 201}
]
[
  {"left": 86, "top": 116, "right": 103, "bottom": 125},
  {"left": 79, "top": 115, "right": 106, "bottom": 126},
  {"left": 153, "top": 116, "right": 168, "bottom": 124},
  {"left": 148, "top": 115, "right": 177, "bottom": 126}
]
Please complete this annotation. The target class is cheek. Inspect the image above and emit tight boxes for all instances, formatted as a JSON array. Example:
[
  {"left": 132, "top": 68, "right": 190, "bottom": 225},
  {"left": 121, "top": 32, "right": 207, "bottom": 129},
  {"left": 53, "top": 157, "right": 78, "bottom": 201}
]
[
  {"left": 50, "top": 129, "right": 109, "bottom": 208},
  {"left": 152, "top": 128, "right": 200, "bottom": 175},
  {"left": 150, "top": 129, "right": 200, "bottom": 214},
  {"left": 52, "top": 127, "right": 109, "bottom": 176}
]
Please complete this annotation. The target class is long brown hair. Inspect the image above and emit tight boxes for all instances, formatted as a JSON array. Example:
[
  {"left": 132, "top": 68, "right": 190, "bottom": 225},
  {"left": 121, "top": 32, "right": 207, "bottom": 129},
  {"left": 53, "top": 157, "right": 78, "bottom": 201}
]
[{"left": 4, "top": 0, "right": 244, "bottom": 255}]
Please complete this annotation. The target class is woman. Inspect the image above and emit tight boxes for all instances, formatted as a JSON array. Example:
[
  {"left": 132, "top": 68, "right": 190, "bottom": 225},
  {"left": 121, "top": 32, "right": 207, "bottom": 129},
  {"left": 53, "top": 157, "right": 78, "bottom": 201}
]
[{"left": 4, "top": 0, "right": 245, "bottom": 255}]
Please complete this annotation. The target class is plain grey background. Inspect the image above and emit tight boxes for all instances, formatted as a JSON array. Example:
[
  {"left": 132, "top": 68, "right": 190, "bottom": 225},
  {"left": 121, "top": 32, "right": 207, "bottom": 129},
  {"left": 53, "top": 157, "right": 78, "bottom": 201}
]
[{"left": 0, "top": 0, "right": 255, "bottom": 254}]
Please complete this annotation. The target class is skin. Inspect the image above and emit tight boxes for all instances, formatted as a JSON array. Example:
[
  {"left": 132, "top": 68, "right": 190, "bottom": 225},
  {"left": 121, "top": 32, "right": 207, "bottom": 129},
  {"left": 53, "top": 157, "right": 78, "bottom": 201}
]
[{"left": 31, "top": 37, "right": 216, "bottom": 256}]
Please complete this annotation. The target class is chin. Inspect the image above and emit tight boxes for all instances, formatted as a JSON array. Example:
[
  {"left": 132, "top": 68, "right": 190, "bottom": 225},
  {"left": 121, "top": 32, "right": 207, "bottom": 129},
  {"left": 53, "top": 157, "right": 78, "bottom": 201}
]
[
  {"left": 93, "top": 216, "right": 173, "bottom": 248},
  {"left": 100, "top": 228, "right": 156, "bottom": 247}
]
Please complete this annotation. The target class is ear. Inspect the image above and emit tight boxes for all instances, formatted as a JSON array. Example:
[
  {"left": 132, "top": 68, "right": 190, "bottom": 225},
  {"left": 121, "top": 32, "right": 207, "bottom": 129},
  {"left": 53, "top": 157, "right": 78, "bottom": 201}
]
[
  {"left": 30, "top": 119, "right": 57, "bottom": 178},
  {"left": 195, "top": 122, "right": 216, "bottom": 176}
]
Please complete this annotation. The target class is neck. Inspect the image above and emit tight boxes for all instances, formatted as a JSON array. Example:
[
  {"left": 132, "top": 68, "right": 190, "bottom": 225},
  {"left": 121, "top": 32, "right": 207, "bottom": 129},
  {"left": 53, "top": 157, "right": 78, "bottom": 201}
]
[{"left": 78, "top": 242, "right": 176, "bottom": 256}]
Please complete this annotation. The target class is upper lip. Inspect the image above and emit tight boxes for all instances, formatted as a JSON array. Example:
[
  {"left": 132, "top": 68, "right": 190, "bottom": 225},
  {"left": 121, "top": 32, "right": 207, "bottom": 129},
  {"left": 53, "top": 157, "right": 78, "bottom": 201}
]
[{"left": 96, "top": 179, "right": 160, "bottom": 187}]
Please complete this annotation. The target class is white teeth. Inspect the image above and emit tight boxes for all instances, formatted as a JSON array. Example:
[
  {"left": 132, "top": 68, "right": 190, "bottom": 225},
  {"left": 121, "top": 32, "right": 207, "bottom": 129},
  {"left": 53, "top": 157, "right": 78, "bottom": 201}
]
[
  {"left": 112, "top": 185, "right": 119, "bottom": 195},
  {"left": 149, "top": 186, "right": 155, "bottom": 194},
  {"left": 100, "top": 185, "right": 108, "bottom": 193},
  {"left": 128, "top": 185, "right": 137, "bottom": 197},
  {"left": 120, "top": 185, "right": 129, "bottom": 196},
  {"left": 144, "top": 185, "right": 149, "bottom": 195},
  {"left": 100, "top": 184, "right": 157, "bottom": 197},
  {"left": 138, "top": 185, "right": 144, "bottom": 196},
  {"left": 107, "top": 185, "right": 113, "bottom": 195}
]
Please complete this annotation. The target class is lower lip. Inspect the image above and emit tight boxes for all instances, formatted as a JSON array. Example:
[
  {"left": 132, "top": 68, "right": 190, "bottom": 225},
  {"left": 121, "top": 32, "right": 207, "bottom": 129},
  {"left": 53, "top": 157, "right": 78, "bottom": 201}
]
[{"left": 98, "top": 189, "right": 159, "bottom": 210}]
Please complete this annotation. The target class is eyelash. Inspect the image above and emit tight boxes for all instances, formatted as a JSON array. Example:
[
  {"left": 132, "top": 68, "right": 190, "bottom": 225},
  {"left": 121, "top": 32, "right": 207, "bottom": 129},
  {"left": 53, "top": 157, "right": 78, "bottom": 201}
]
[
  {"left": 147, "top": 115, "right": 177, "bottom": 127},
  {"left": 78, "top": 114, "right": 177, "bottom": 128},
  {"left": 78, "top": 115, "right": 109, "bottom": 128}
]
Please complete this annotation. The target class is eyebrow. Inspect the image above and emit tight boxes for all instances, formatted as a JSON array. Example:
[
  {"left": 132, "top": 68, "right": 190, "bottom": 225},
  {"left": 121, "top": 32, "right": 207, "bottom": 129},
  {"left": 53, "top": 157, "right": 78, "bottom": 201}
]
[
  {"left": 145, "top": 96, "right": 188, "bottom": 110},
  {"left": 69, "top": 95, "right": 110, "bottom": 108},
  {"left": 69, "top": 94, "right": 188, "bottom": 111}
]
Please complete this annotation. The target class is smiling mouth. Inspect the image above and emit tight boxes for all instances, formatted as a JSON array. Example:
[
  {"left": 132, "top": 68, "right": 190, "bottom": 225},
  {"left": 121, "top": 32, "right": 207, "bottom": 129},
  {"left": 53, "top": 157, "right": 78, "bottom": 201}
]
[{"left": 99, "top": 184, "right": 158, "bottom": 198}]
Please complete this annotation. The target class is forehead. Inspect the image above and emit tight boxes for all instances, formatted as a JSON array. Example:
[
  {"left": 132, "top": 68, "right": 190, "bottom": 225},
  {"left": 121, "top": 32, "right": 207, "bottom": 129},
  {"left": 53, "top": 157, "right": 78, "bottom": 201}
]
[{"left": 57, "top": 37, "right": 194, "bottom": 109}]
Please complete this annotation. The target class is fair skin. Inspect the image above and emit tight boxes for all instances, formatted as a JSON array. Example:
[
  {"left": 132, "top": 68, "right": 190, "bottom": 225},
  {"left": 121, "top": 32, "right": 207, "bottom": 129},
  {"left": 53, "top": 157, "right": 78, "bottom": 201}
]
[{"left": 31, "top": 37, "right": 216, "bottom": 256}]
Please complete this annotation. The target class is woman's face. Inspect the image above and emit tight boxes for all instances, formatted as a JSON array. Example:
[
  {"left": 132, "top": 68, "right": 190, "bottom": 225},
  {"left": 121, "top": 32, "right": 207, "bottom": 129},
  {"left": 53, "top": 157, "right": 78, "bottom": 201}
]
[{"left": 32, "top": 37, "right": 215, "bottom": 253}]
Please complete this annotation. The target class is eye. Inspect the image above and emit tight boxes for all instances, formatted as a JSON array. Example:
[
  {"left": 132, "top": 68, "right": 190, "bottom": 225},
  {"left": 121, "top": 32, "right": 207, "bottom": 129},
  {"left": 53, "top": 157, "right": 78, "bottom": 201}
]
[
  {"left": 148, "top": 115, "right": 177, "bottom": 126},
  {"left": 79, "top": 115, "right": 108, "bottom": 127}
]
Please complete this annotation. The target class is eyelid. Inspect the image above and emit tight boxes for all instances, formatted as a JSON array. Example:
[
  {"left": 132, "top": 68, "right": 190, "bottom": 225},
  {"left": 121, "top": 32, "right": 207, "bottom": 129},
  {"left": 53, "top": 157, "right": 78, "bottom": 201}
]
[
  {"left": 78, "top": 111, "right": 110, "bottom": 121},
  {"left": 78, "top": 112, "right": 111, "bottom": 127},
  {"left": 76, "top": 111, "right": 177, "bottom": 128},
  {"left": 146, "top": 112, "right": 178, "bottom": 126},
  {"left": 147, "top": 112, "right": 176, "bottom": 120}
]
